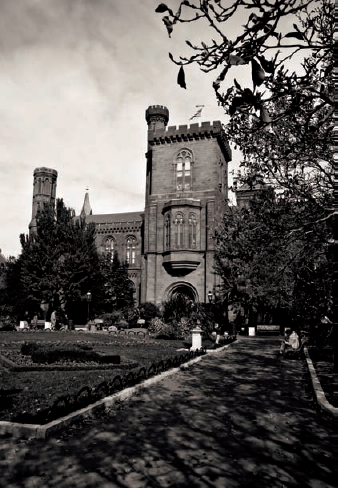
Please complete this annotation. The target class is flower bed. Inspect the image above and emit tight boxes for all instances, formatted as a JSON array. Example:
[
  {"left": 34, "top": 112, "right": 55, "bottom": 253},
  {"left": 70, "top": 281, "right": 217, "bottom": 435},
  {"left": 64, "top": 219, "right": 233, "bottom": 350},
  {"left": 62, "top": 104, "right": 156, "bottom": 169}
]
[
  {"left": 0, "top": 331, "right": 214, "bottom": 422},
  {"left": 0, "top": 348, "right": 207, "bottom": 424}
]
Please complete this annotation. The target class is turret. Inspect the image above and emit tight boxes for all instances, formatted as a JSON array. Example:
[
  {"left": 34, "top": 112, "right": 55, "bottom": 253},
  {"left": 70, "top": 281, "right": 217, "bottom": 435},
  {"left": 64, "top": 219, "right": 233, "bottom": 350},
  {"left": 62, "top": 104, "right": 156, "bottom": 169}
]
[
  {"left": 29, "top": 167, "right": 58, "bottom": 235},
  {"left": 80, "top": 191, "right": 93, "bottom": 218},
  {"left": 145, "top": 105, "right": 169, "bottom": 131}
]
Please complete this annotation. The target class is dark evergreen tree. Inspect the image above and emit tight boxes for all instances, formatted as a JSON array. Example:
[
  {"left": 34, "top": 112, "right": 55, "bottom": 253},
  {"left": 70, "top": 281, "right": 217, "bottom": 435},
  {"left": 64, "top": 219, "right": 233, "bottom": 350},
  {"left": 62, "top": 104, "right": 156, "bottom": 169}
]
[
  {"left": 98, "top": 251, "right": 135, "bottom": 314},
  {"left": 5, "top": 199, "right": 101, "bottom": 322}
]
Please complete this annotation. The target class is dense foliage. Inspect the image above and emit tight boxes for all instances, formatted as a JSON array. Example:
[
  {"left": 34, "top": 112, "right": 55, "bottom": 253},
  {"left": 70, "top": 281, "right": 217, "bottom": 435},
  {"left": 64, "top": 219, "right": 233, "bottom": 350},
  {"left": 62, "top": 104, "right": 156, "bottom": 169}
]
[
  {"left": 3, "top": 200, "right": 134, "bottom": 324},
  {"left": 215, "top": 188, "right": 332, "bottom": 329},
  {"left": 98, "top": 252, "right": 135, "bottom": 315},
  {"left": 156, "top": 0, "right": 334, "bottom": 331}
]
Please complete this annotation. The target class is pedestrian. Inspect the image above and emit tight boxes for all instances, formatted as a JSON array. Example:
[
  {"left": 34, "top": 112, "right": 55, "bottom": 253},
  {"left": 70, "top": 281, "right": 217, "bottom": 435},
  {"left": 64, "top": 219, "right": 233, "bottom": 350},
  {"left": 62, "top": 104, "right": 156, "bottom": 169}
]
[
  {"left": 280, "top": 329, "right": 300, "bottom": 355},
  {"left": 51, "top": 310, "right": 57, "bottom": 330}
]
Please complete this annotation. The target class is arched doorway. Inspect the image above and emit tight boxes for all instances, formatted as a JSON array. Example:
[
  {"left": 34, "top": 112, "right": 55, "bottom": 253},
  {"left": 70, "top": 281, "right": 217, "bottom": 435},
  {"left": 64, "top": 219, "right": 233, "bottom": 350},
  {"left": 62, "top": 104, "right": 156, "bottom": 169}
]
[{"left": 165, "top": 282, "right": 199, "bottom": 302}]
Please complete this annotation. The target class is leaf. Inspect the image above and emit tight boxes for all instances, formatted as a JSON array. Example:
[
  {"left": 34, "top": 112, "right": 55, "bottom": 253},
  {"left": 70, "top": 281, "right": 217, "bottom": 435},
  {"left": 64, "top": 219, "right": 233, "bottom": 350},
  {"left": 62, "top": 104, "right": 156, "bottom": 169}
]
[
  {"left": 185, "top": 40, "right": 195, "bottom": 48},
  {"left": 162, "top": 16, "right": 174, "bottom": 37},
  {"left": 260, "top": 106, "right": 271, "bottom": 123},
  {"left": 229, "top": 97, "right": 244, "bottom": 116},
  {"left": 257, "top": 55, "right": 274, "bottom": 73},
  {"left": 249, "top": 13, "right": 258, "bottom": 23},
  {"left": 284, "top": 32, "right": 304, "bottom": 41},
  {"left": 155, "top": 3, "right": 169, "bottom": 13},
  {"left": 234, "top": 78, "right": 242, "bottom": 91},
  {"left": 229, "top": 55, "right": 247, "bottom": 66},
  {"left": 177, "top": 66, "right": 186, "bottom": 89},
  {"left": 242, "top": 88, "right": 256, "bottom": 106},
  {"left": 169, "top": 52, "right": 174, "bottom": 61},
  {"left": 251, "top": 59, "right": 265, "bottom": 87}
]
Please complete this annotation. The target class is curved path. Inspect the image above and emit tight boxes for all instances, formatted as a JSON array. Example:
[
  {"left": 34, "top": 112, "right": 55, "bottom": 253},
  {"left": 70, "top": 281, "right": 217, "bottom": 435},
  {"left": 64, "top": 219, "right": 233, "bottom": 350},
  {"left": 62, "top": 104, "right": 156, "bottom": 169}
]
[{"left": 0, "top": 337, "right": 334, "bottom": 488}]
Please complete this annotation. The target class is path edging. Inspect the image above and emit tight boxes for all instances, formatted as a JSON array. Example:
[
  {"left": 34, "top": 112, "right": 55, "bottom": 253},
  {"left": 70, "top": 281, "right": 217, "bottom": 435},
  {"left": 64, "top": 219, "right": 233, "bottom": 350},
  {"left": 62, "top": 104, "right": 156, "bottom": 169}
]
[{"left": 304, "top": 347, "right": 337, "bottom": 419}]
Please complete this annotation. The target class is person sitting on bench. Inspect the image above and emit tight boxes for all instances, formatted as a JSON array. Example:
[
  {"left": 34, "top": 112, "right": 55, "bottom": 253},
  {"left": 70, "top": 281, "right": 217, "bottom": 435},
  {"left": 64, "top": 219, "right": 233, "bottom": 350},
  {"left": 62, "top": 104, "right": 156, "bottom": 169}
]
[{"left": 280, "top": 329, "right": 300, "bottom": 355}]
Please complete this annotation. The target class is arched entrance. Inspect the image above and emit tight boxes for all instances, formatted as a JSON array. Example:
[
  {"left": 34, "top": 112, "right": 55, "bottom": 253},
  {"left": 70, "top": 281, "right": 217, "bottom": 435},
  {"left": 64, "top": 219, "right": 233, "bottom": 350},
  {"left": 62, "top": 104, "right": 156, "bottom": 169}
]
[{"left": 165, "top": 282, "right": 199, "bottom": 302}]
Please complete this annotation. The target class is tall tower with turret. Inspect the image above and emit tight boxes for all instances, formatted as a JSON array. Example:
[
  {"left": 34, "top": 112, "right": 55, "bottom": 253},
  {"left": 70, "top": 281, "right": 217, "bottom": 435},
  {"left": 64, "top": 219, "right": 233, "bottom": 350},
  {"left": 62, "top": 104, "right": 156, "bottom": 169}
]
[
  {"left": 142, "top": 105, "right": 232, "bottom": 305},
  {"left": 29, "top": 167, "right": 58, "bottom": 235}
]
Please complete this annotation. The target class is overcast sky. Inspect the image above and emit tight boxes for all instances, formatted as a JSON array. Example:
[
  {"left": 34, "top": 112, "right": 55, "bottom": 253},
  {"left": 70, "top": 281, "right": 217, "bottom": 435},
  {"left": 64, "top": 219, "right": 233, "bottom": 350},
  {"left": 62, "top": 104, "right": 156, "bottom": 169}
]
[{"left": 0, "top": 0, "right": 299, "bottom": 258}]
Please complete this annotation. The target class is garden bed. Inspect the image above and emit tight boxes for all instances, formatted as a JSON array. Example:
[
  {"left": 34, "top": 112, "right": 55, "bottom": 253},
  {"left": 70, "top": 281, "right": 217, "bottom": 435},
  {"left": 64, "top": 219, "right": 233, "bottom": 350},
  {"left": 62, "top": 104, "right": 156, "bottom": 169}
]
[{"left": 0, "top": 331, "right": 215, "bottom": 423}]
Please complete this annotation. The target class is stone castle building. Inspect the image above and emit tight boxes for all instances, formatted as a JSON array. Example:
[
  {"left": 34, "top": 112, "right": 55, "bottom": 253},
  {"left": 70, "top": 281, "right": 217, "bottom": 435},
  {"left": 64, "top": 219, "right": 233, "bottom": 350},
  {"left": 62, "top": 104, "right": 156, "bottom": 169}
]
[{"left": 29, "top": 105, "right": 232, "bottom": 306}]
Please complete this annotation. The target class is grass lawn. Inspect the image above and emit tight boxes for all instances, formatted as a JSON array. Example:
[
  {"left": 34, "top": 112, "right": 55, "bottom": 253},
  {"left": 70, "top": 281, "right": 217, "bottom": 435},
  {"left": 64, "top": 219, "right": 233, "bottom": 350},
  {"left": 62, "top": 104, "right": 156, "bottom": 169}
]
[{"left": 0, "top": 331, "right": 215, "bottom": 423}]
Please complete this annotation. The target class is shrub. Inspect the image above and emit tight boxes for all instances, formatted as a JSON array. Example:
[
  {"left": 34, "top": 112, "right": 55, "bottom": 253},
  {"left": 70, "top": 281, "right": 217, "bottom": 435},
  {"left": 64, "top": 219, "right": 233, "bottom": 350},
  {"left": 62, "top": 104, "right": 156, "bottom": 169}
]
[
  {"left": 171, "top": 318, "right": 191, "bottom": 339},
  {"left": 0, "top": 322, "right": 16, "bottom": 332},
  {"left": 138, "top": 302, "right": 161, "bottom": 326},
  {"left": 21, "top": 342, "right": 40, "bottom": 355},
  {"left": 148, "top": 317, "right": 168, "bottom": 337},
  {"left": 31, "top": 346, "right": 120, "bottom": 364},
  {"left": 162, "top": 294, "right": 194, "bottom": 324}
]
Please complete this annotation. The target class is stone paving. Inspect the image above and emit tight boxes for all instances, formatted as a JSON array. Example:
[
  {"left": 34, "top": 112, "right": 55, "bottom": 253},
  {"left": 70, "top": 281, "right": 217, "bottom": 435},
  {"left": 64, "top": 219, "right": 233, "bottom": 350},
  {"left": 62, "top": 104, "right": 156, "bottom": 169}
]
[{"left": 0, "top": 337, "right": 334, "bottom": 488}]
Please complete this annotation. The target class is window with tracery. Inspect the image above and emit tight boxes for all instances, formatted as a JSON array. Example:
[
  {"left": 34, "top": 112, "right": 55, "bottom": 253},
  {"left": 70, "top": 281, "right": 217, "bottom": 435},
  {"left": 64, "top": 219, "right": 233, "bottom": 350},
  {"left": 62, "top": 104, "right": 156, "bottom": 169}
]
[
  {"left": 174, "top": 213, "right": 184, "bottom": 249},
  {"left": 126, "top": 236, "right": 137, "bottom": 265},
  {"left": 104, "top": 237, "right": 115, "bottom": 258},
  {"left": 188, "top": 213, "right": 197, "bottom": 248},
  {"left": 105, "top": 237, "right": 114, "bottom": 253},
  {"left": 164, "top": 214, "right": 171, "bottom": 250},
  {"left": 175, "top": 150, "right": 192, "bottom": 191}
]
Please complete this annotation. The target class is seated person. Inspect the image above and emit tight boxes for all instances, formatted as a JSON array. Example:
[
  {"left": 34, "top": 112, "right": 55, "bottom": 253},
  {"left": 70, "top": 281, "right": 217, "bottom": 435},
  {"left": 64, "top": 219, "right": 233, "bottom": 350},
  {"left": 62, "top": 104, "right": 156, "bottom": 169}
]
[{"left": 280, "top": 329, "right": 300, "bottom": 355}]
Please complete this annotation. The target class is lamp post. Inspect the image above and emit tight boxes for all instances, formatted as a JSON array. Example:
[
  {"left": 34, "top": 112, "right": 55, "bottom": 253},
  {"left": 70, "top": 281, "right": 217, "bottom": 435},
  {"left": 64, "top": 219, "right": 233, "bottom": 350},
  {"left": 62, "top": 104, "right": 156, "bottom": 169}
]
[{"left": 86, "top": 291, "right": 92, "bottom": 324}]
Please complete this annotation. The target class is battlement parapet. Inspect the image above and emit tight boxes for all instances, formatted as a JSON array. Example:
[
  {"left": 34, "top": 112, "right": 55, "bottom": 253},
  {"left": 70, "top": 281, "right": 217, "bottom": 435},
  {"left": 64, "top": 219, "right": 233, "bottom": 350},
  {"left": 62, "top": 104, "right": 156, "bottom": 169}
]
[
  {"left": 148, "top": 120, "right": 231, "bottom": 161},
  {"left": 146, "top": 105, "right": 169, "bottom": 126},
  {"left": 33, "top": 167, "right": 58, "bottom": 177},
  {"left": 149, "top": 120, "right": 222, "bottom": 139}
]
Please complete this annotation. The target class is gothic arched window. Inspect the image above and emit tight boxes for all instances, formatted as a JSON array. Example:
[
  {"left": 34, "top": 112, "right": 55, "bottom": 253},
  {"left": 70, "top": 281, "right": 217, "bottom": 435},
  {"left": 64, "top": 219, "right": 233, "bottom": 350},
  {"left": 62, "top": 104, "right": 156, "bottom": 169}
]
[
  {"left": 174, "top": 213, "right": 184, "bottom": 249},
  {"left": 175, "top": 149, "right": 193, "bottom": 191},
  {"left": 126, "top": 236, "right": 137, "bottom": 265},
  {"left": 188, "top": 213, "right": 197, "bottom": 248},
  {"left": 105, "top": 237, "right": 114, "bottom": 253},
  {"left": 164, "top": 214, "right": 171, "bottom": 250}
]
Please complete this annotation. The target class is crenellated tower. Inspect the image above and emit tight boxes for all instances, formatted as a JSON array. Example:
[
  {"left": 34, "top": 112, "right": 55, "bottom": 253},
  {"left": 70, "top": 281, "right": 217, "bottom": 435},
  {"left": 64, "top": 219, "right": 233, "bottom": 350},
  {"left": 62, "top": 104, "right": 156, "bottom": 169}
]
[
  {"left": 29, "top": 167, "right": 58, "bottom": 235},
  {"left": 142, "top": 104, "right": 232, "bottom": 305},
  {"left": 145, "top": 105, "right": 169, "bottom": 132}
]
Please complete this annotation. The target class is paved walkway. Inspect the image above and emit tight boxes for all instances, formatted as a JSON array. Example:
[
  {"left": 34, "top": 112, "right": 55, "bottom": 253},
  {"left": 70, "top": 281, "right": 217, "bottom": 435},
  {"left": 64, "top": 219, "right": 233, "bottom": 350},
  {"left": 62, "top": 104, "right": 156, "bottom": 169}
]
[{"left": 0, "top": 337, "right": 334, "bottom": 488}]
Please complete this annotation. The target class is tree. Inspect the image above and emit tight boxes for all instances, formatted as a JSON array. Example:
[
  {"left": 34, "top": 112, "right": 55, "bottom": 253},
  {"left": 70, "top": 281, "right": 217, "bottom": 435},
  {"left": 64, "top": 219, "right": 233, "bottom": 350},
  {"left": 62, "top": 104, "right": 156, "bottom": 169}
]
[
  {"left": 155, "top": 0, "right": 333, "bottom": 206},
  {"left": 156, "top": 0, "right": 335, "bottom": 382},
  {"left": 98, "top": 251, "right": 135, "bottom": 314},
  {"left": 156, "top": 0, "right": 334, "bottom": 324},
  {"left": 215, "top": 188, "right": 332, "bottom": 329},
  {"left": 5, "top": 199, "right": 102, "bottom": 322}
]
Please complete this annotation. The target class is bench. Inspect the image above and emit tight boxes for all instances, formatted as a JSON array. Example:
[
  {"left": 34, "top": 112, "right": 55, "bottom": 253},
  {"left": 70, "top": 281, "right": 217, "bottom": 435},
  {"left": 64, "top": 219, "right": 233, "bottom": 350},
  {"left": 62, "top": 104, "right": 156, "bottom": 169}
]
[
  {"left": 30, "top": 319, "right": 46, "bottom": 329},
  {"left": 283, "top": 337, "right": 307, "bottom": 359},
  {"left": 256, "top": 325, "right": 280, "bottom": 335}
]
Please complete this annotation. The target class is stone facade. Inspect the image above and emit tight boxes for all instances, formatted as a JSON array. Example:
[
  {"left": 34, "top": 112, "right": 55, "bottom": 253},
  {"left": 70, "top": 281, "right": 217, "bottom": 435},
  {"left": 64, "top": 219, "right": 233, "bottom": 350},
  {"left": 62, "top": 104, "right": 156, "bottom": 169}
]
[
  {"left": 29, "top": 167, "right": 58, "bottom": 235},
  {"left": 29, "top": 106, "right": 231, "bottom": 306},
  {"left": 142, "top": 106, "right": 231, "bottom": 305}
]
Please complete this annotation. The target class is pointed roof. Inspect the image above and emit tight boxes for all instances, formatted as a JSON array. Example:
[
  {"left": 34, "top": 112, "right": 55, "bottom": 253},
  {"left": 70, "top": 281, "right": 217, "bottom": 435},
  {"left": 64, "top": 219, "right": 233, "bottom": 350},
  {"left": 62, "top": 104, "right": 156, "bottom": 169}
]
[
  {"left": 0, "top": 249, "right": 7, "bottom": 265},
  {"left": 80, "top": 192, "right": 92, "bottom": 218}
]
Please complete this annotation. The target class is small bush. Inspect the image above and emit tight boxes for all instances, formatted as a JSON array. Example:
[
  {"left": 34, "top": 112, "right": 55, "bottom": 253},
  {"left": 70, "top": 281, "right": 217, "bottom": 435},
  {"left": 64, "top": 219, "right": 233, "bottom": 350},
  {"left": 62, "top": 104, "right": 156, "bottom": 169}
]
[
  {"left": 21, "top": 342, "right": 40, "bottom": 355},
  {"left": 138, "top": 302, "right": 162, "bottom": 326},
  {"left": 148, "top": 317, "right": 169, "bottom": 337},
  {"left": 30, "top": 344, "right": 120, "bottom": 364}
]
